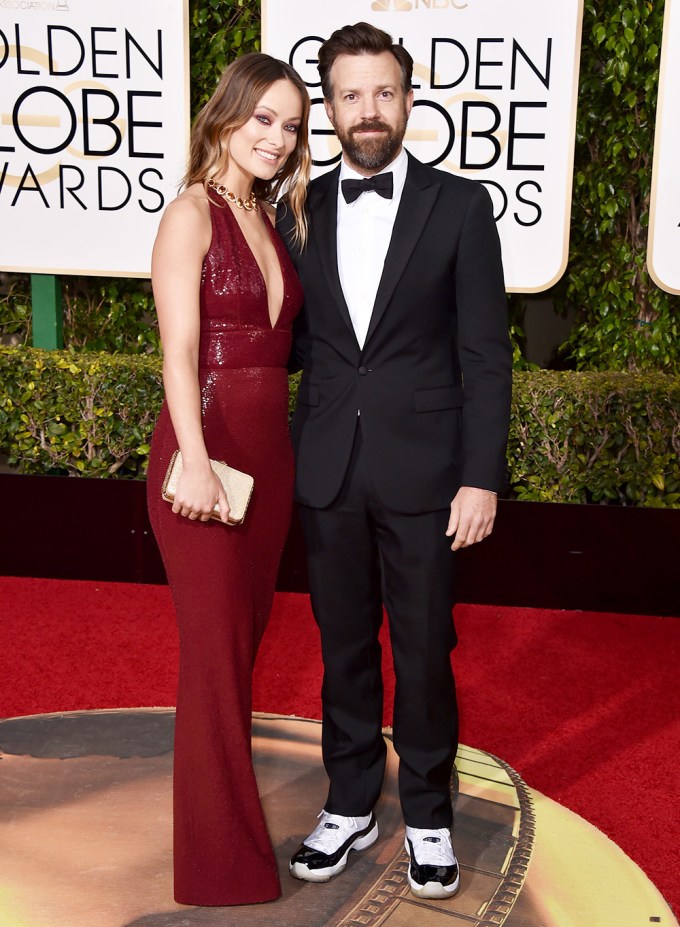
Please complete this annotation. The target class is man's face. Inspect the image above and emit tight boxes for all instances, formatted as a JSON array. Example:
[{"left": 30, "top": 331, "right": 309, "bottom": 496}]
[{"left": 325, "top": 51, "right": 413, "bottom": 176}]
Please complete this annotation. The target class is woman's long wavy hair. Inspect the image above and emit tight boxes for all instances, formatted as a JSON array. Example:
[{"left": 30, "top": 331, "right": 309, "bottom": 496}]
[{"left": 184, "top": 53, "right": 311, "bottom": 246}]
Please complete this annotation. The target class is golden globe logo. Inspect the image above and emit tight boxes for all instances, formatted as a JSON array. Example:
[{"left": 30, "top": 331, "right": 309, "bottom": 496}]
[
  {"left": 371, "top": 0, "right": 469, "bottom": 11},
  {"left": 1, "top": 0, "right": 188, "bottom": 278},
  {"left": 1, "top": 24, "right": 166, "bottom": 212}
]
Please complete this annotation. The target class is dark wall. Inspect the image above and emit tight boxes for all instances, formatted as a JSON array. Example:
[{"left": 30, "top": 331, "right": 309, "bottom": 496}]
[{"left": 1, "top": 474, "right": 677, "bottom": 617}]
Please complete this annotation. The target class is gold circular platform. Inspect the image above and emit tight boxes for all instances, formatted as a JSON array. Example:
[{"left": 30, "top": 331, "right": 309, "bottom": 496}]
[{"left": 0, "top": 710, "right": 675, "bottom": 927}]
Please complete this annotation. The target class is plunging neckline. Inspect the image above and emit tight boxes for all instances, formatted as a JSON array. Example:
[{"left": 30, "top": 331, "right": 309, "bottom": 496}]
[{"left": 216, "top": 194, "right": 285, "bottom": 330}]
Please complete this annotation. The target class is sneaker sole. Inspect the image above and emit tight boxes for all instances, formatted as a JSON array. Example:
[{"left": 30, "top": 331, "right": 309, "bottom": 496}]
[
  {"left": 404, "top": 837, "right": 460, "bottom": 899},
  {"left": 407, "top": 871, "right": 460, "bottom": 898},
  {"left": 289, "top": 821, "right": 379, "bottom": 882}
]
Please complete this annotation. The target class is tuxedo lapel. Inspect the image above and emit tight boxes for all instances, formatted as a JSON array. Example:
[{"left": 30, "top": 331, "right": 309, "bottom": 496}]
[
  {"left": 364, "top": 154, "right": 440, "bottom": 348},
  {"left": 310, "top": 167, "right": 357, "bottom": 339}
]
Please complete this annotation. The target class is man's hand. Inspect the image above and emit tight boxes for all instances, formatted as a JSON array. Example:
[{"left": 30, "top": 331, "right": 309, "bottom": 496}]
[{"left": 446, "top": 486, "right": 497, "bottom": 551}]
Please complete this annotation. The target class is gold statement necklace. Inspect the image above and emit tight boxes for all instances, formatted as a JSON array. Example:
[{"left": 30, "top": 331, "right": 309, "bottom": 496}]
[{"left": 207, "top": 178, "right": 258, "bottom": 211}]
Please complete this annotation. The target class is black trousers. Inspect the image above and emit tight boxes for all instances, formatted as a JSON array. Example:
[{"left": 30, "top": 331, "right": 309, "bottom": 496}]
[{"left": 298, "top": 424, "right": 459, "bottom": 828}]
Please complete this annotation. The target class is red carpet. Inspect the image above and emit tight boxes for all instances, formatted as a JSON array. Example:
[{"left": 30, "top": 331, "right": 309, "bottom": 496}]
[{"left": 1, "top": 576, "right": 678, "bottom": 915}]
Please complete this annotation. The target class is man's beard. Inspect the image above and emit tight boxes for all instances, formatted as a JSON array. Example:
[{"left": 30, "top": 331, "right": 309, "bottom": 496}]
[{"left": 334, "top": 111, "right": 408, "bottom": 173}]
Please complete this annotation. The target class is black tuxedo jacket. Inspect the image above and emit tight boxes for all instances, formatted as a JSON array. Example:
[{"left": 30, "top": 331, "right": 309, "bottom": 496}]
[{"left": 277, "top": 152, "right": 512, "bottom": 514}]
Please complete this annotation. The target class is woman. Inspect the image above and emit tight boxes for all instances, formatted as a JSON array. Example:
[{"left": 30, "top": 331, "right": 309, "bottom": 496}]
[{"left": 146, "top": 53, "right": 310, "bottom": 907}]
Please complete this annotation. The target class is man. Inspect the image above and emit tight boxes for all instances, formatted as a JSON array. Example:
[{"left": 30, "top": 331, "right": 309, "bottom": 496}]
[{"left": 277, "top": 22, "right": 512, "bottom": 900}]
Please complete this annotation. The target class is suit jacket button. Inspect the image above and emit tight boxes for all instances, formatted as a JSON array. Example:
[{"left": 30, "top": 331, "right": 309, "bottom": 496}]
[{"left": 358, "top": 366, "right": 368, "bottom": 375}]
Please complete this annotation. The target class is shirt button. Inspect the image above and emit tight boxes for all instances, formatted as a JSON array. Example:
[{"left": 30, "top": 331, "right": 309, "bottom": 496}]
[{"left": 358, "top": 366, "right": 368, "bottom": 375}]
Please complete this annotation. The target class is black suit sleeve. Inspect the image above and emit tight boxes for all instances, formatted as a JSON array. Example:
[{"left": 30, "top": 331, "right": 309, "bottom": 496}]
[{"left": 455, "top": 184, "right": 513, "bottom": 492}]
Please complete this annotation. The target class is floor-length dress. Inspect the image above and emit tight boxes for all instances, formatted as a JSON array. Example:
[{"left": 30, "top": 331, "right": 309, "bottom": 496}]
[{"left": 146, "top": 188, "right": 303, "bottom": 906}]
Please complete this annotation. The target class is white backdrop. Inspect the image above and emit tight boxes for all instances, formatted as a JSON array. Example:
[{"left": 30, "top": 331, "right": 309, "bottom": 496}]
[
  {"left": 0, "top": 0, "right": 189, "bottom": 278},
  {"left": 262, "top": 0, "right": 584, "bottom": 293},
  {"left": 648, "top": 0, "right": 680, "bottom": 295}
]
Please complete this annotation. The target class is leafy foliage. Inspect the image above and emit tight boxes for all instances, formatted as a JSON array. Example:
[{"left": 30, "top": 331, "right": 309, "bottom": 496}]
[
  {"left": 60, "top": 278, "right": 161, "bottom": 355},
  {"left": 2, "top": 349, "right": 678, "bottom": 506},
  {"left": 0, "top": 348, "right": 163, "bottom": 477},
  {"left": 189, "top": 0, "right": 261, "bottom": 112},
  {"left": 507, "top": 294, "right": 537, "bottom": 371},
  {"left": 0, "top": 274, "right": 32, "bottom": 347},
  {"left": 559, "top": 0, "right": 680, "bottom": 371},
  {"left": 510, "top": 370, "right": 680, "bottom": 506}
]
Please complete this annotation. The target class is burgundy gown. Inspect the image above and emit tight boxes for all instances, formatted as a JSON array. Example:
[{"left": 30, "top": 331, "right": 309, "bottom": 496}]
[{"left": 146, "top": 188, "right": 303, "bottom": 906}]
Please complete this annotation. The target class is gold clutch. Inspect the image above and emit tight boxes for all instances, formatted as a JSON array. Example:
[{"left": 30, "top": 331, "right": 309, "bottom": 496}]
[{"left": 161, "top": 450, "right": 254, "bottom": 525}]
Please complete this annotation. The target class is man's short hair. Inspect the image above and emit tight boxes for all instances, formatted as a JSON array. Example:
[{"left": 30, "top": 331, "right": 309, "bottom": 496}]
[{"left": 318, "top": 21, "right": 414, "bottom": 101}]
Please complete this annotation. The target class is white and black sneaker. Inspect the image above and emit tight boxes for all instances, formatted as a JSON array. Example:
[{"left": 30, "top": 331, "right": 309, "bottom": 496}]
[
  {"left": 289, "top": 810, "right": 379, "bottom": 882},
  {"left": 404, "top": 826, "right": 460, "bottom": 898}
]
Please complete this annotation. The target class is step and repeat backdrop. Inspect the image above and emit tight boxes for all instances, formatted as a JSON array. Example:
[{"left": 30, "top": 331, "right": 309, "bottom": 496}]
[
  {"left": 0, "top": 0, "right": 189, "bottom": 277},
  {"left": 648, "top": 0, "right": 680, "bottom": 296}
]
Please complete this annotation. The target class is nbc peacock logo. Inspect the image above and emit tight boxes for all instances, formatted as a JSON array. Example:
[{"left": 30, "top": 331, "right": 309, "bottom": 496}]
[{"left": 371, "top": 0, "right": 413, "bottom": 10}]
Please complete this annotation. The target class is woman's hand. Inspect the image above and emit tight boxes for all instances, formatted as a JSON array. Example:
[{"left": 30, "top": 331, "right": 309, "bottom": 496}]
[{"left": 172, "top": 463, "right": 231, "bottom": 524}]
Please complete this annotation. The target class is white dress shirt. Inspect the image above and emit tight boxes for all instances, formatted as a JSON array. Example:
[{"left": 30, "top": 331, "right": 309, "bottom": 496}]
[{"left": 337, "top": 148, "right": 408, "bottom": 349}]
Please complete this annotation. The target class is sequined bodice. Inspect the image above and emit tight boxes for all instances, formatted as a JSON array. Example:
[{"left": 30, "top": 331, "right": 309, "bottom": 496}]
[{"left": 198, "top": 190, "right": 302, "bottom": 369}]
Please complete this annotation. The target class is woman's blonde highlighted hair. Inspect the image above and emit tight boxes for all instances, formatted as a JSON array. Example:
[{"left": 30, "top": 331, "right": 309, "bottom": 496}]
[{"left": 184, "top": 53, "right": 311, "bottom": 246}]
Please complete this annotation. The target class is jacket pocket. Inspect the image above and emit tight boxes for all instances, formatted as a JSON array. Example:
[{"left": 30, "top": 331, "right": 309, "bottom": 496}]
[
  {"left": 413, "top": 385, "right": 463, "bottom": 412},
  {"left": 297, "top": 382, "right": 320, "bottom": 407}
]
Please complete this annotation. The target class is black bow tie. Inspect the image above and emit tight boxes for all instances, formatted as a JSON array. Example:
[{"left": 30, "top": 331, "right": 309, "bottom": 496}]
[{"left": 341, "top": 173, "right": 394, "bottom": 204}]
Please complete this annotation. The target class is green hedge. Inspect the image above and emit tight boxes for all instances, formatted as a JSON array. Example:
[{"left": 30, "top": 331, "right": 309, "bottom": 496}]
[
  {"left": 0, "top": 349, "right": 163, "bottom": 478},
  {"left": 509, "top": 370, "right": 680, "bottom": 506},
  {"left": 1, "top": 348, "right": 678, "bottom": 506}
]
